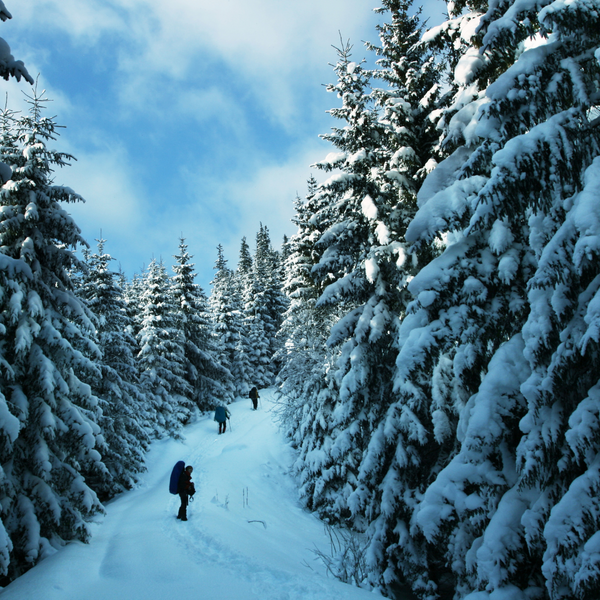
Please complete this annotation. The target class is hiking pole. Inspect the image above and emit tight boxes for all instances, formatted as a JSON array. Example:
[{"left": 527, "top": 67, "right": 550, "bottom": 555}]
[{"left": 228, "top": 417, "right": 232, "bottom": 433}]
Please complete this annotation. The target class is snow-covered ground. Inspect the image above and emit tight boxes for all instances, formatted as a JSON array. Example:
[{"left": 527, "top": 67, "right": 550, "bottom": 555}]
[{"left": 0, "top": 389, "right": 383, "bottom": 600}]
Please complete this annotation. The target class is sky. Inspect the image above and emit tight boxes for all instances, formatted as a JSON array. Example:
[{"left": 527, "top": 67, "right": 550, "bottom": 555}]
[
  {"left": 0, "top": 0, "right": 445, "bottom": 291},
  {"left": 0, "top": 390, "right": 408, "bottom": 600}
]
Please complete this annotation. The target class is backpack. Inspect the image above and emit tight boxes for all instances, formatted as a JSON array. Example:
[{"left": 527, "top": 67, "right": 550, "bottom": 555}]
[
  {"left": 169, "top": 460, "right": 185, "bottom": 494},
  {"left": 249, "top": 387, "right": 257, "bottom": 399},
  {"left": 214, "top": 406, "right": 226, "bottom": 422}
]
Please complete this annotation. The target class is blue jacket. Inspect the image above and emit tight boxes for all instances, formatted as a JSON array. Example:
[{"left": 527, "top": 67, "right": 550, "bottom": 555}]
[{"left": 214, "top": 406, "right": 230, "bottom": 423}]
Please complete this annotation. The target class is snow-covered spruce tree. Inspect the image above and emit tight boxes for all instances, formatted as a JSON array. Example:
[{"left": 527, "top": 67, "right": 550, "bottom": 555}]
[
  {"left": 77, "top": 239, "right": 149, "bottom": 499},
  {"left": 0, "top": 3, "right": 33, "bottom": 189},
  {"left": 136, "top": 258, "right": 192, "bottom": 438},
  {"left": 208, "top": 245, "right": 242, "bottom": 401},
  {"left": 520, "top": 156, "right": 600, "bottom": 600},
  {"left": 276, "top": 179, "right": 346, "bottom": 510},
  {"left": 229, "top": 237, "right": 254, "bottom": 395},
  {"left": 288, "top": 39, "right": 389, "bottom": 522},
  {"left": 242, "top": 224, "right": 286, "bottom": 388},
  {"left": 335, "top": 2, "right": 493, "bottom": 596},
  {"left": 298, "top": 14, "right": 441, "bottom": 527},
  {"left": 464, "top": 4, "right": 600, "bottom": 598},
  {"left": 260, "top": 226, "right": 288, "bottom": 376},
  {"left": 0, "top": 104, "right": 29, "bottom": 578},
  {"left": 370, "top": 0, "right": 445, "bottom": 193},
  {"left": 277, "top": 179, "right": 330, "bottom": 416},
  {"left": 280, "top": 233, "right": 292, "bottom": 277},
  {"left": 122, "top": 270, "right": 144, "bottom": 340},
  {"left": 246, "top": 226, "right": 272, "bottom": 388},
  {"left": 237, "top": 236, "right": 253, "bottom": 277},
  {"left": 364, "top": 0, "right": 600, "bottom": 598},
  {"left": 0, "top": 91, "right": 107, "bottom": 580},
  {"left": 341, "top": 0, "right": 446, "bottom": 538},
  {"left": 0, "top": 104, "right": 20, "bottom": 186},
  {"left": 172, "top": 237, "right": 231, "bottom": 411}
]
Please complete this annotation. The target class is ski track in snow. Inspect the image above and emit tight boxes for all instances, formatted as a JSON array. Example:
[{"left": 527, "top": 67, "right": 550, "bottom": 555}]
[{"left": 0, "top": 389, "right": 383, "bottom": 600}]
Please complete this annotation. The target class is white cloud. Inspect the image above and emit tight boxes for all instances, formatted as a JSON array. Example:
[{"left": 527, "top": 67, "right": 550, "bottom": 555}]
[
  {"left": 55, "top": 133, "right": 322, "bottom": 287},
  {"left": 60, "top": 144, "right": 149, "bottom": 267},
  {"left": 9, "top": 0, "right": 128, "bottom": 45},
  {"left": 175, "top": 136, "right": 331, "bottom": 283},
  {"left": 9, "top": 0, "right": 380, "bottom": 128},
  {"left": 59, "top": 134, "right": 331, "bottom": 288},
  {"left": 175, "top": 87, "right": 245, "bottom": 126}
]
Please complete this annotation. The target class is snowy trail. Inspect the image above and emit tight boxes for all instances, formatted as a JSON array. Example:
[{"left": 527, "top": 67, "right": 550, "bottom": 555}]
[{"left": 0, "top": 390, "right": 382, "bottom": 600}]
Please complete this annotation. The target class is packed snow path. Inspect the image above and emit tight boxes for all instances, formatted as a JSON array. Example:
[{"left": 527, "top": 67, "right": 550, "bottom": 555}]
[{"left": 0, "top": 390, "right": 383, "bottom": 600}]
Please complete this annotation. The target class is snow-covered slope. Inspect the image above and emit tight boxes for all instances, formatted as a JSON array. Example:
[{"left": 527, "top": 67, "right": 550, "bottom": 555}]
[{"left": 0, "top": 389, "right": 381, "bottom": 600}]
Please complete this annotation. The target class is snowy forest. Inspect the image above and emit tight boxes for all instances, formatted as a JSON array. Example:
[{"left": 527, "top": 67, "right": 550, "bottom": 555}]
[{"left": 0, "top": 0, "right": 600, "bottom": 599}]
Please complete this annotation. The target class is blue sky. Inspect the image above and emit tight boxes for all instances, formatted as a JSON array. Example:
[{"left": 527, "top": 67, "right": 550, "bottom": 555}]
[{"left": 1, "top": 0, "right": 444, "bottom": 290}]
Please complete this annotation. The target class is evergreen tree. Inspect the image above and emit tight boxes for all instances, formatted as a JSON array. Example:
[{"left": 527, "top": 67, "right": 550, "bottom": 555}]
[
  {"left": 237, "top": 236, "right": 253, "bottom": 277},
  {"left": 137, "top": 258, "right": 192, "bottom": 437},
  {"left": 280, "top": 39, "right": 385, "bottom": 521},
  {"left": 172, "top": 237, "right": 230, "bottom": 411},
  {"left": 0, "top": 4, "right": 33, "bottom": 188},
  {"left": 209, "top": 245, "right": 242, "bottom": 401},
  {"left": 78, "top": 238, "right": 149, "bottom": 499},
  {"left": 231, "top": 237, "right": 254, "bottom": 393},
  {"left": 0, "top": 104, "right": 19, "bottom": 184},
  {"left": 323, "top": 0, "right": 449, "bottom": 594},
  {"left": 278, "top": 180, "right": 330, "bottom": 385},
  {"left": 122, "top": 271, "right": 144, "bottom": 340},
  {"left": 242, "top": 225, "right": 286, "bottom": 387},
  {"left": 0, "top": 90, "right": 106, "bottom": 580},
  {"left": 277, "top": 180, "right": 345, "bottom": 511},
  {"left": 280, "top": 234, "right": 292, "bottom": 275},
  {"left": 292, "top": 17, "right": 441, "bottom": 526},
  {"left": 364, "top": 0, "right": 600, "bottom": 596},
  {"left": 260, "top": 226, "right": 288, "bottom": 376}
]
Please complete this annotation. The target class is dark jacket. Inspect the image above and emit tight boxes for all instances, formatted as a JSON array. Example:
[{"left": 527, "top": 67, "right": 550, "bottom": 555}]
[{"left": 177, "top": 469, "right": 192, "bottom": 495}]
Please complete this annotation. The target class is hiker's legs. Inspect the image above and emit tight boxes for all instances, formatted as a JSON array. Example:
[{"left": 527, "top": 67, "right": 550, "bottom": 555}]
[
  {"left": 219, "top": 421, "right": 224, "bottom": 434},
  {"left": 178, "top": 492, "right": 188, "bottom": 520},
  {"left": 223, "top": 420, "right": 227, "bottom": 433}
]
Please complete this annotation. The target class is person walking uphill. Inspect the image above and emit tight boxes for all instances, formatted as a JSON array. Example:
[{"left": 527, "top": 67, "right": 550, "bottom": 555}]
[
  {"left": 177, "top": 465, "right": 195, "bottom": 521},
  {"left": 249, "top": 386, "right": 259, "bottom": 410},
  {"left": 214, "top": 404, "right": 231, "bottom": 434}
]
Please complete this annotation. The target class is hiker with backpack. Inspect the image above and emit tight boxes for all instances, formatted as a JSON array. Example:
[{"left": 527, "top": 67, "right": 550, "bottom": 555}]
[
  {"left": 176, "top": 465, "right": 195, "bottom": 521},
  {"left": 214, "top": 404, "right": 231, "bottom": 434},
  {"left": 249, "top": 386, "right": 259, "bottom": 410}
]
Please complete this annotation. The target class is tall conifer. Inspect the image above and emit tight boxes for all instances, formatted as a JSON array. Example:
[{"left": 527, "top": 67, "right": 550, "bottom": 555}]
[
  {"left": 172, "top": 237, "right": 230, "bottom": 410},
  {"left": 137, "top": 258, "right": 192, "bottom": 437},
  {"left": 368, "top": 0, "right": 600, "bottom": 596},
  {"left": 78, "top": 239, "right": 149, "bottom": 499},
  {"left": 209, "top": 245, "right": 241, "bottom": 401},
  {"left": 0, "top": 90, "right": 106, "bottom": 579}
]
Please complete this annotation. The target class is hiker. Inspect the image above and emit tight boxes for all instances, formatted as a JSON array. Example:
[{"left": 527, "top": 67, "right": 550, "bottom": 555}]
[
  {"left": 249, "top": 386, "right": 259, "bottom": 410},
  {"left": 177, "top": 465, "right": 195, "bottom": 521},
  {"left": 214, "top": 404, "right": 231, "bottom": 434}
]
